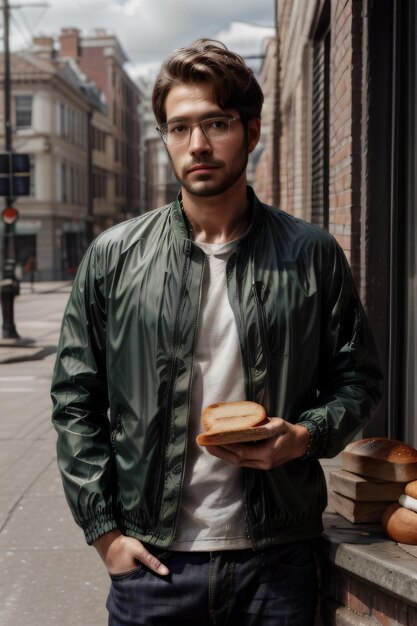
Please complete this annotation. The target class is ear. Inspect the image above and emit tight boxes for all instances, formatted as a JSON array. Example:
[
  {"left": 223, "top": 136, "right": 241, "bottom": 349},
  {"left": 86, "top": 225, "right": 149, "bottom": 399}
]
[{"left": 247, "top": 117, "right": 261, "bottom": 153}]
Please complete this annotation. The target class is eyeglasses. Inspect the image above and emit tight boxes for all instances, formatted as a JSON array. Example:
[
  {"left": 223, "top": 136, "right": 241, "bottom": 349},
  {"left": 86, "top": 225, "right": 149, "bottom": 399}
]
[{"left": 156, "top": 116, "right": 241, "bottom": 146}]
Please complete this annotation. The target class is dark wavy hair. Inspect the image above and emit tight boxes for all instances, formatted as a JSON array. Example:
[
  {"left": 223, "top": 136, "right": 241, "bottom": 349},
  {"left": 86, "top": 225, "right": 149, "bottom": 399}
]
[{"left": 152, "top": 38, "right": 264, "bottom": 124}]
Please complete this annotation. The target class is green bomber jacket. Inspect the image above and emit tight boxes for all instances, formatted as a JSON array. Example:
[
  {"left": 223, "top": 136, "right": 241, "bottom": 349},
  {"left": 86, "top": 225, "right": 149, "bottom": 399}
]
[{"left": 51, "top": 188, "right": 382, "bottom": 547}]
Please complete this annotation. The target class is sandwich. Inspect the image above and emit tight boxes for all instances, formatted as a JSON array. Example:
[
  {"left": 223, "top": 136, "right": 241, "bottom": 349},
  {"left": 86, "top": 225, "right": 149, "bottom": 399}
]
[{"left": 196, "top": 400, "right": 270, "bottom": 446}]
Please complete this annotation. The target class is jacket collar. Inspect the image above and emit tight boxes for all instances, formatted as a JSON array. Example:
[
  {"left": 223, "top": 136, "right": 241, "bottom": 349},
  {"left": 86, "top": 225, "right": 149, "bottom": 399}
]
[{"left": 170, "top": 186, "right": 264, "bottom": 244}]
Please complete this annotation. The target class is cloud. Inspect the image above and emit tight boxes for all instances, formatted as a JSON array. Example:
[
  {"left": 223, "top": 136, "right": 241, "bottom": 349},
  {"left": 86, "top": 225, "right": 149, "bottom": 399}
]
[
  {"left": 129, "top": 20, "right": 275, "bottom": 82},
  {"left": 10, "top": 0, "right": 275, "bottom": 79},
  {"left": 216, "top": 21, "right": 275, "bottom": 58}
]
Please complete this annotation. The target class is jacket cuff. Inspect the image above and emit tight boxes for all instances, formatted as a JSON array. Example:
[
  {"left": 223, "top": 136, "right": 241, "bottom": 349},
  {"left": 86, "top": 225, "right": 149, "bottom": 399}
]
[
  {"left": 81, "top": 508, "right": 119, "bottom": 545},
  {"left": 297, "top": 414, "right": 328, "bottom": 460}
]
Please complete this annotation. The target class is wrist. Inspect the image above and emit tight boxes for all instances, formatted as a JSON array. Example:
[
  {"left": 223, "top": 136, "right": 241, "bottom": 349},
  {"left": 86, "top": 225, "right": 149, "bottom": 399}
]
[
  {"left": 93, "top": 529, "right": 122, "bottom": 560},
  {"left": 296, "top": 420, "right": 320, "bottom": 460},
  {"left": 295, "top": 424, "right": 311, "bottom": 458}
]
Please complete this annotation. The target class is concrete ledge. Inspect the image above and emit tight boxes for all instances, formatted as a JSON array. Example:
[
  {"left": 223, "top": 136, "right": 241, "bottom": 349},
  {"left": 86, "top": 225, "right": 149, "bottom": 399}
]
[
  {"left": 322, "top": 600, "right": 375, "bottom": 626},
  {"left": 318, "top": 513, "right": 417, "bottom": 623}
]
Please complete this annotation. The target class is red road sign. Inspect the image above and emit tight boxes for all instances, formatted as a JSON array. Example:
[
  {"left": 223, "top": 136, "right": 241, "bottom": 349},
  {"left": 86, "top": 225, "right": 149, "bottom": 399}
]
[{"left": 1, "top": 207, "right": 19, "bottom": 224}]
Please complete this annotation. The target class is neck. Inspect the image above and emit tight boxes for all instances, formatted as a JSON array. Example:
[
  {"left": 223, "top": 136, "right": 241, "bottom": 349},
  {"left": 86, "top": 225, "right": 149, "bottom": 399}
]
[{"left": 181, "top": 179, "right": 250, "bottom": 244}]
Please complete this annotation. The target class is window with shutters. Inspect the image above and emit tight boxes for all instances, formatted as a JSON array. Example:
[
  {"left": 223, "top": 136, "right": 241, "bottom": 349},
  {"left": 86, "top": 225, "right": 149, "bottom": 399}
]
[
  {"left": 401, "top": 1, "right": 417, "bottom": 446},
  {"left": 311, "top": 1, "right": 330, "bottom": 229}
]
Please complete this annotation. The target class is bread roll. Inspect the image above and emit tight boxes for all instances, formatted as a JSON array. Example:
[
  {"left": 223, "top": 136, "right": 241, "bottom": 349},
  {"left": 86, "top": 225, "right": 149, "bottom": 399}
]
[
  {"left": 405, "top": 480, "right": 417, "bottom": 499},
  {"left": 382, "top": 503, "right": 417, "bottom": 545},
  {"left": 196, "top": 401, "right": 270, "bottom": 446},
  {"left": 342, "top": 438, "right": 417, "bottom": 482}
]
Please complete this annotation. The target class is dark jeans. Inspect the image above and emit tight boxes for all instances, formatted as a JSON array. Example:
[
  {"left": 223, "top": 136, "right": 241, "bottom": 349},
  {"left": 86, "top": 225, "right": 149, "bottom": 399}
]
[{"left": 107, "top": 540, "right": 318, "bottom": 626}]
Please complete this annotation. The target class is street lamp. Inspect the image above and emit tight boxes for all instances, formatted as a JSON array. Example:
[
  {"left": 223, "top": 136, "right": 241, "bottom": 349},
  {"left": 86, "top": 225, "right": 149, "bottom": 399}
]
[
  {"left": 0, "top": 0, "right": 20, "bottom": 339},
  {"left": 0, "top": 0, "right": 36, "bottom": 339}
]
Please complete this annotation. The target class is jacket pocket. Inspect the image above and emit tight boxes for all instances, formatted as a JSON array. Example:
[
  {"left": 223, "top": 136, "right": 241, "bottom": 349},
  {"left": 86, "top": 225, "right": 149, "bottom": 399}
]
[{"left": 110, "top": 410, "right": 123, "bottom": 455}]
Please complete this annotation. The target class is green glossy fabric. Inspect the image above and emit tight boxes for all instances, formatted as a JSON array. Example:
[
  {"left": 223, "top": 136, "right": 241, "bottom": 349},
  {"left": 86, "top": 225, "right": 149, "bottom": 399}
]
[{"left": 51, "top": 188, "right": 382, "bottom": 547}]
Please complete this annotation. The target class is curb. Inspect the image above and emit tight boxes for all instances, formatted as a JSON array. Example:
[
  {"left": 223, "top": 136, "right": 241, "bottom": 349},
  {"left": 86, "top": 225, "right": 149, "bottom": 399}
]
[{"left": 0, "top": 343, "right": 57, "bottom": 364}]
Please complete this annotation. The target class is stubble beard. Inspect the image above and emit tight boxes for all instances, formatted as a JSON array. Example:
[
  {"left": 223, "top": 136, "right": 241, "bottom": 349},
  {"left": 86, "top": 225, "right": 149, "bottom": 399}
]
[{"left": 167, "top": 140, "right": 249, "bottom": 198}]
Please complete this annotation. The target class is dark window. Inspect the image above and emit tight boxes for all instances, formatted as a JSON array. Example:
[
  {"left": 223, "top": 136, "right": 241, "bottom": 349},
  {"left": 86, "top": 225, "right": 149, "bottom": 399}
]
[
  {"left": 93, "top": 171, "right": 107, "bottom": 199},
  {"left": 15, "top": 95, "right": 33, "bottom": 129},
  {"left": 29, "top": 155, "right": 35, "bottom": 197},
  {"left": 16, "top": 234, "right": 36, "bottom": 270},
  {"left": 61, "top": 163, "right": 67, "bottom": 203}
]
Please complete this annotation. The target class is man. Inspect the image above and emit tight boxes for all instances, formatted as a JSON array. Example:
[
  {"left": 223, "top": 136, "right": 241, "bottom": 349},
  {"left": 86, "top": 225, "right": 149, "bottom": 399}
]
[{"left": 51, "top": 39, "right": 382, "bottom": 625}]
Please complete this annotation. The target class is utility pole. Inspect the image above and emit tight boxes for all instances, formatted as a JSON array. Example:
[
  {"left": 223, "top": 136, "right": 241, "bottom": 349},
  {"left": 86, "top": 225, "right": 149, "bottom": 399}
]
[
  {"left": 0, "top": 1, "right": 47, "bottom": 339},
  {"left": 0, "top": 0, "right": 20, "bottom": 339}
]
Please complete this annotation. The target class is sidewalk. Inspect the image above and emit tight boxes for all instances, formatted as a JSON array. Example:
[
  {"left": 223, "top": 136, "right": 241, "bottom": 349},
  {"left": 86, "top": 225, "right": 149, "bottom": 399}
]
[
  {"left": 0, "top": 281, "right": 73, "bottom": 364},
  {"left": 0, "top": 281, "right": 341, "bottom": 626},
  {"left": 0, "top": 282, "right": 109, "bottom": 626}
]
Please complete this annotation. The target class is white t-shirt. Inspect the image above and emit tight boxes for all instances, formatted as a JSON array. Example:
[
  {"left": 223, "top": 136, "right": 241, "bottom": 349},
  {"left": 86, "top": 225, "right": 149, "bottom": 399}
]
[{"left": 171, "top": 237, "right": 252, "bottom": 551}]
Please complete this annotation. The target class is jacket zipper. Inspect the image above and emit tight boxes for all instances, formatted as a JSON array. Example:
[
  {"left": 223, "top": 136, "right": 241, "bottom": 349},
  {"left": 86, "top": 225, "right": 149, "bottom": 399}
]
[
  {"left": 153, "top": 245, "right": 192, "bottom": 533},
  {"left": 252, "top": 280, "right": 272, "bottom": 409},
  {"left": 230, "top": 252, "right": 253, "bottom": 400},
  {"left": 228, "top": 251, "right": 256, "bottom": 545},
  {"left": 171, "top": 254, "right": 206, "bottom": 541}
]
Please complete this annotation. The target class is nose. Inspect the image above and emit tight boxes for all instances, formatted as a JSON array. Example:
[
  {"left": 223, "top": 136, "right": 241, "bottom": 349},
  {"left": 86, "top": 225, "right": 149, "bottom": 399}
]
[{"left": 188, "top": 124, "right": 212, "bottom": 155}]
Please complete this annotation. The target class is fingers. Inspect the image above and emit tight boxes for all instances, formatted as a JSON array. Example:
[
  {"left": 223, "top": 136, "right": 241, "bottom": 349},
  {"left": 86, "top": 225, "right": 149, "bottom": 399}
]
[
  {"left": 94, "top": 533, "right": 169, "bottom": 576},
  {"left": 135, "top": 542, "right": 170, "bottom": 576},
  {"left": 261, "top": 417, "right": 287, "bottom": 436},
  {"left": 122, "top": 537, "right": 169, "bottom": 576},
  {"left": 205, "top": 444, "right": 240, "bottom": 465},
  {"left": 206, "top": 441, "right": 275, "bottom": 469},
  {"left": 205, "top": 419, "right": 299, "bottom": 470}
]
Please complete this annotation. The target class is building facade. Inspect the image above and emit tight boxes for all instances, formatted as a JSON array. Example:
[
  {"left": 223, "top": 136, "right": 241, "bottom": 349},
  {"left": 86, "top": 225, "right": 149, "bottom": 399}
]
[
  {"left": 253, "top": 1, "right": 417, "bottom": 623},
  {"left": 0, "top": 29, "right": 143, "bottom": 280},
  {"left": 270, "top": 0, "right": 417, "bottom": 446},
  {"left": 136, "top": 79, "right": 179, "bottom": 211},
  {"left": 61, "top": 28, "right": 141, "bottom": 221},
  {"left": 253, "top": 36, "right": 280, "bottom": 207},
  {"left": 0, "top": 50, "right": 96, "bottom": 279}
]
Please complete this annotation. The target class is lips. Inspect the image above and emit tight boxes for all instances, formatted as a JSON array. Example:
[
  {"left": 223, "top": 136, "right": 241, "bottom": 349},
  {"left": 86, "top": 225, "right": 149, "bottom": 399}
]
[{"left": 187, "top": 164, "right": 218, "bottom": 174}]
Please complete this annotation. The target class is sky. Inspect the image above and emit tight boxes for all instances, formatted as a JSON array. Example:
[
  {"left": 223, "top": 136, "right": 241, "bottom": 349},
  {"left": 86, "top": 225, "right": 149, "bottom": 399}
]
[{"left": 7, "top": 0, "right": 276, "bottom": 81}]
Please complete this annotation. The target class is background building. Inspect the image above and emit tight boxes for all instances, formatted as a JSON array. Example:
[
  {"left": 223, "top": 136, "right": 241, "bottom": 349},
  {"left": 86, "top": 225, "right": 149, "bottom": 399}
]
[
  {"left": 270, "top": 0, "right": 417, "bottom": 447},
  {"left": 253, "top": 36, "right": 279, "bottom": 207},
  {"left": 136, "top": 78, "right": 179, "bottom": 211},
  {"left": 252, "top": 1, "right": 417, "bottom": 623},
  {"left": 0, "top": 28, "right": 143, "bottom": 280},
  {"left": 0, "top": 48, "right": 95, "bottom": 279},
  {"left": 61, "top": 28, "right": 141, "bottom": 221}
]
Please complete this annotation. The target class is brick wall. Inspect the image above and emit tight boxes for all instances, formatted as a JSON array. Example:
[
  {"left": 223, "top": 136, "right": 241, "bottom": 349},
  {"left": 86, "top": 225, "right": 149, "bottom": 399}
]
[
  {"left": 329, "top": 0, "right": 363, "bottom": 273},
  {"left": 279, "top": 84, "right": 311, "bottom": 220},
  {"left": 277, "top": 0, "right": 365, "bottom": 278},
  {"left": 320, "top": 561, "right": 417, "bottom": 625},
  {"left": 59, "top": 28, "right": 80, "bottom": 60},
  {"left": 78, "top": 47, "right": 110, "bottom": 99},
  {"left": 254, "top": 38, "right": 279, "bottom": 206}
]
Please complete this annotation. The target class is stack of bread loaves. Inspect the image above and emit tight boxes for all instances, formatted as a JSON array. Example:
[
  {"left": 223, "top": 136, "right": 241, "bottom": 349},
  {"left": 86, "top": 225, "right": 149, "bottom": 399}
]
[{"left": 329, "top": 438, "right": 417, "bottom": 527}]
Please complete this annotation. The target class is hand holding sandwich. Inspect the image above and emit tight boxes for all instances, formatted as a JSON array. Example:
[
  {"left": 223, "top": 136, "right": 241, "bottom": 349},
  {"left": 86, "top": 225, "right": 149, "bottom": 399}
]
[
  {"left": 196, "top": 401, "right": 310, "bottom": 470},
  {"left": 205, "top": 417, "right": 310, "bottom": 470}
]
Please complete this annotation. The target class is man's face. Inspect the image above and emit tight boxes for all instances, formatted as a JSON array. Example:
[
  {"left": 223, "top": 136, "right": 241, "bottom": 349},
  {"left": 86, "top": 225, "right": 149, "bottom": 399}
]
[{"left": 163, "top": 82, "right": 260, "bottom": 198}]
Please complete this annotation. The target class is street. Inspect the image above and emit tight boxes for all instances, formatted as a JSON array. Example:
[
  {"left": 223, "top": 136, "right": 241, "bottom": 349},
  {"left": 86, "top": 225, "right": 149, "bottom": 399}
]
[{"left": 0, "top": 283, "right": 109, "bottom": 626}]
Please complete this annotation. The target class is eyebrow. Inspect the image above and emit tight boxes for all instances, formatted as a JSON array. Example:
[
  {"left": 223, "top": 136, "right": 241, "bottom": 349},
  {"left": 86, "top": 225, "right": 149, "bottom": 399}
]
[{"left": 166, "top": 112, "right": 233, "bottom": 124}]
